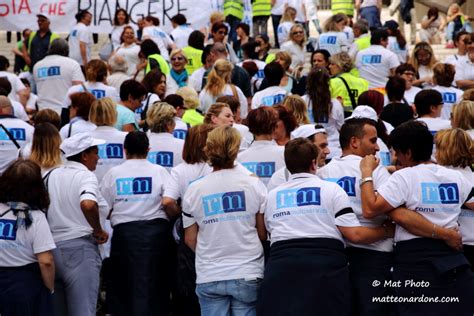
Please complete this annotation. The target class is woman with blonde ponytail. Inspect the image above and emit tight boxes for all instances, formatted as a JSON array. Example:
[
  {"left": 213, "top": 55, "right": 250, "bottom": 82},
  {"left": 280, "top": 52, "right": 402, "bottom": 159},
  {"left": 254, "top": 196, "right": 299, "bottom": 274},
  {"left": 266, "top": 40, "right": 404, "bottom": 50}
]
[{"left": 198, "top": 59, "right": 248, "bottom": 118}]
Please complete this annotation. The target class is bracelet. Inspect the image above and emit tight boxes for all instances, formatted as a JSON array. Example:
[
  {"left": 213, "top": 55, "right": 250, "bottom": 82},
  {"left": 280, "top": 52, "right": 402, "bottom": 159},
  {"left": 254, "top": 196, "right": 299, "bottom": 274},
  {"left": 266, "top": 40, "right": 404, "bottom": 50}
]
[
  {"left": 431, "top": 224, "right": 437, "bottom": 239},
  {"left": 359, "top": 177, "right": 373, "bottom": 187}
]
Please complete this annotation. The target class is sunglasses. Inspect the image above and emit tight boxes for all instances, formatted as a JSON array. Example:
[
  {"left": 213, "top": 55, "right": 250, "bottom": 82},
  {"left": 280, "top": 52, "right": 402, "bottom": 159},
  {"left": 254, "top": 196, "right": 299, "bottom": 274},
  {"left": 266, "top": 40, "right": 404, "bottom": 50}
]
[
  {"left": 171, "top": 56, "right": 185, "bottom": 61},
  {"left": 402, "top": 71, "right": 415, "bottom": 76},
  {"left": 292, "top": 31, "right": 304, "bottom": 35},
  {"left": 218, "top": 31, "right": 228, "bottom": 35}
]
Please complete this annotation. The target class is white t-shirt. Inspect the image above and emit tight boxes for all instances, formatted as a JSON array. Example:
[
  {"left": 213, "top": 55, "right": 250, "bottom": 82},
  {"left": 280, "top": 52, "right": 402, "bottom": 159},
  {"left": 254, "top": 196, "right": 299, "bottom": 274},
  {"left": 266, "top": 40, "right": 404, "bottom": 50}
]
[
  {"left": 277, "top": 21, "right": 294, "bottom": 45},
  {"left": 318, "top": 31, "right": 349, "bottom": 56},
  {"left": 355, "top": 45, "right": 400, "bottom": 89},
  {"left": 107, "top": 72, "right": 130, "bottom": 92},
  {"left": 11, "top": 101, "right": 29, "bottom": 122},
  {"left": 452, "top": 167, "right": 474, "bottom": 245},
  {"left": 189, "top": 67, "right": 206, "bottom": 93},
  {"left": 182, "top": 167, "right": 267, "bottom": 283},
  {"left": 387, "top": 36, "right": 408, "bottom": 64},
  {"left": 280, "top": 41, "right": 306, "bottom": 68},
  {"left": 110, "top": 24, "right": 137, "bottom": 50},
  {"left": 318, "top": 155, "right": 393, "bottom": 252},
  {"left": 100, "top": 159, "right": 171, "bottom": 227},
  {"left": 417, "top": 117, "right": 451, "bottom": 160},
  {"left": 267, "top": 167, "right": 289, "bottom": 191},
  {"left": 63, "top": 82, "right": 119, "bottom": 109},
  {"left": 455, "top": 56, "right": 474, "bottom": 82},
  {"left": 88, "top": 126, "right": 127, "bottom": 183},
  {"left": 68, "top": 22, "right": 93, "bottom": 65},
  {"left": 0, "top": 204, "right": 56, "bottom": 267},
  {"left": 288, "top": 0, "right": 306, "bottom": 22},
  {"left": 164, "top": 162, "right": 213, "bottom": 200},
  {"left": 47, "top": 161, "right": 104, "bottom": 242},
  {"left": 237, "top": 59, "right": 267, "bottom": 89},
  {"left": 0, "top": 117, "right": 34, "bottom": 174},
  {"left": 199, "top": 84, "right": 247, "bottom": 116},
  {"left": 303, "top": 96, "right": 344, "bottom": 158},
  {"left": 25, "top": 93, "right": 38, "bottom": 111},
  {"left": 430, "top": 85, "right": 463, "bottom": 120},
  {"left": 59, "top": 117, "right": 97, "bottom": 140},
  {"left": 444, "top": 54, "right": 465, "bottom": 66},
  {"left": 377, "top": 164, "right": 472, "bottom": 242},
  {"left": 170, "top": 25, "right": 194, "bottom": 49},
  {"left": 147, "top": 132, "right": 184, "bottom": 171},
  {"left": 264, "top": 172, "right": 360, "bottom": 245},
  {"left": 0, "top": 71, "right": 26, "bottom": 102},
  {"left": 173, "top": 117, "right": 190, "bottom": 140},
  {"left": 251, "top": 86, "right": 288, "bottom": 109},
  {"left": 237, "top": 140, "right": 285, "bottom": 186},
  {"left": 234, "top": 123, "right": 254, "bottom": 151},
  {"left": 115, "top": 43, "right": 141, "bottom": 76},
  {"left": 33, "top": 55, "right": 85, "bottom": 113},
  {"left": 272, "top": 0, "right": 288, "bottom": 15},
  {"left": 142, "top": 26, "right": 174, "bottom": 61},
  {"left": 343, "top": 26, "right": 354, "bottom": 44},
  {"left": 404, "top": 86, "right": 421, "bottom": 106}
]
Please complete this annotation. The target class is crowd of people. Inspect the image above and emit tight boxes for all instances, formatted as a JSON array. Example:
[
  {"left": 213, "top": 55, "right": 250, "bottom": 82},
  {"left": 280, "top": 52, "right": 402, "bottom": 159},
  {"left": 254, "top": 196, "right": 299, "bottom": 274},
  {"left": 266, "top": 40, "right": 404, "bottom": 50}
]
[{"left": 0, "top": 1, "right": 474, "bottom": 316}]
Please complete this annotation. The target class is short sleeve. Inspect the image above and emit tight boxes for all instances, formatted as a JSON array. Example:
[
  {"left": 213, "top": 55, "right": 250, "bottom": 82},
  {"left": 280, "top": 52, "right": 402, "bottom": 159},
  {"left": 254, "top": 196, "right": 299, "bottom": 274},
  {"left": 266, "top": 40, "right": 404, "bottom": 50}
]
[
  {"left": 99, "top": 171, "right": 115, "bottom": 209},
  {"left": 32, "top": 213, "right": 56, "bottom": 254},
  {"left": 120, "top": 109, "right": 137, "bottom": 127},
  {"left": 78, "top": 27, "right": 91, "bottom": 43},
  {"left": 377, "top": 171, "right": 408, "bottom": 208},
  {"left": 14, "top": 76, "right": 26, "bottom": 94},
  {"left": 163, "top": 167, "right": 181, "bottom": 200},
  {"left": 387, "top": 52, "right": 400, "bottom": 70},
  {"left": 373, "top": 164, "right": 391, "bottom": 190},
  {"left": 71, "top": 63, "right": 85, "bottom": 82},
  {"left": 254, "top": 179, "right": 268, "bottom": 214},
  {"left": 454, "top": 62, "right": 466, "bottom": 82},
  {"left": 79, "top": 171, "right": 100, "bottom": 203},
  {"left": 182, "top": 189, "right": 197, "bottom": 228},
  {"left": 332, "top": 185, "right": 360, "bottom": 227},
  {"left": 332, "top": 99, "right": 345, "bottom": 130}
]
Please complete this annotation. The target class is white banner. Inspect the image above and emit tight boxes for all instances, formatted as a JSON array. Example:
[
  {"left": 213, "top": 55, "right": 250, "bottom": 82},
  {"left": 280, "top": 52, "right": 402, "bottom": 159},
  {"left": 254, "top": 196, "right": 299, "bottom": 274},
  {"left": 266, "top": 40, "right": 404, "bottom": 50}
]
[{"left": 0, "top": 0, "right": 243, "bottom": 34}]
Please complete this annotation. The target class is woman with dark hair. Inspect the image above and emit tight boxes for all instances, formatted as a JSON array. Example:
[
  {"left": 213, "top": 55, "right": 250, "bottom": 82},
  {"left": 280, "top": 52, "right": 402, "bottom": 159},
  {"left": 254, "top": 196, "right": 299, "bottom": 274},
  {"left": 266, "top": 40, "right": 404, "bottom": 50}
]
[
  {"left": 111, "top": 8, "right": 135, "bottom": 50},
  {"left": 60, "top": 92, "right": 97, "bottom": 139},
  {"left": 0, "top": 160, "right": 56, "bottom": 316},
  {"left": 303, "top": 67, "right": 344, "bottom": 159},
  {"left": 69, "top": 10, "right": 93, "bottom": 66},
  {"left": 431, "top": 63, "right": 463, "bottom": 120},
  {"left": 142, "top": 15, "right": 176, "bottom": 61},
  {"left": 256, "top": 34, "right": 275, "bottom": 63},
  {"left": 233, "top": 23, "right": 252, "bottom": 61},
  {"left": 113, "top": 26, "right": 140, "bottom": 76},
  {"left": 139, "top": 68, "right": 167, "bottom": 127},
  {"left": 272, "top": 104, "right": 298, "bottom": 146},
  {"left": 238, "top": 107, "right": 285, "bottom": 186},
  {"left": 420, "top": 7, "right": 445, "bottom": 44},
  {"left": 311, "top": 49, "right": 331, "bottom": 69},
  {"left": 139, "top": 39, "right": 170, "bottom": 75},
  {"left": 384, "top": 20, "right": 408, "bottom": 63},
  {"left": 210, "top": 22, "right": 239, "bottom": 64},
  {"left": 183, "top": 30, "right": 205, "bottom": 75}
]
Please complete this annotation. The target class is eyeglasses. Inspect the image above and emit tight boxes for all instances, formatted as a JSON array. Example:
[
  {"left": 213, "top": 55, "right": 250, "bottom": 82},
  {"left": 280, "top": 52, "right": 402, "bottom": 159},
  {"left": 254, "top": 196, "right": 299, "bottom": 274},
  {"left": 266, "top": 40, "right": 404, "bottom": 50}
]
[
  {"left": 171, "top": 56, "right": 185, "bottom": 61},
  {"left": 402, "top": 71, "right": 415, "bottom": 76},
  {"left": 218, "top": 31, "right": 228, "bottom": 35},
  {"left": 292, "top": 31, "right": 304, "bottom": 35}
]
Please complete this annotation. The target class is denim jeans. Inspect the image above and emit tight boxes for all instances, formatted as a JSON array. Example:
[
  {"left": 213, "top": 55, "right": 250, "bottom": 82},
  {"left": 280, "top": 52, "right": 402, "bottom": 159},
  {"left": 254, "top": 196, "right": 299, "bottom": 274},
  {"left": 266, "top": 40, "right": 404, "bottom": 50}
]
[
  {"left": 446, "top": 21, "right": 473, "bottom": 41},
  {"left": 196, "top": 278, "right": 261, "bottom": 316},
  {"left": 360, "top": 6, "right": 382, "bottom": 30},
  {"left": 253, "top": 16, "right": 269, "bottom": 37}
]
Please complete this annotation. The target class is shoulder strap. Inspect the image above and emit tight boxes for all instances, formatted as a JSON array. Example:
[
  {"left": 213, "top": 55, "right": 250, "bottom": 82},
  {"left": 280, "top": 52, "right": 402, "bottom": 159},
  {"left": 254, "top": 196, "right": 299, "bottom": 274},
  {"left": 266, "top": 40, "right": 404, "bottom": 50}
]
[
  {"left": 67, "top": 121, "right": 74, "bottom": 138},
  {"left": 230, "top": 84, "right": 238, "bottom": 99},
  {"left": 338, "top": 76, "right": 357, "bottom": 110},
  {"left": 42, "top": 168, "right": 58, "bottom": 193},
  {"left": 0, "top": 123, "right": 21, "bottom": 149}
]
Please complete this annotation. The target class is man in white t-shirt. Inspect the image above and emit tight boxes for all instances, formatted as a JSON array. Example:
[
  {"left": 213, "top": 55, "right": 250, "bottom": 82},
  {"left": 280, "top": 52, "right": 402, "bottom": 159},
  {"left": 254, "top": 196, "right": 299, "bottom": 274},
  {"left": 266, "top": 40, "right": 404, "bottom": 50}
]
[
  {"left": 258, "top": 137, "right": 393, "bottom": 316},
  {"left": 318, "top": 117, "right": 392, "bottom": 315},
  {"left": 100, "top": 131, "right": 174, "bottom": 315},
  {"left": 68, "top": 10, "right": 93, "bottom": 66},
  {"left": 46, "top": 133, "right": 109, "bottom": 316},
  {"left": 454, "top": 45, "right": 474, "bottom": 90},
  {"left": 355, "top": 29, "right": 400, "bottom": 89},
  {"left": 33, "top": 38, "right": 85, "bottom": 114},
  {"left": 170, "top": 14, "right": 194, "bottom": 49},
  {"left": 0, "top": 55, "right": 26, "bottom": 102},
  {"left": 358, "top": 120, "right": 474, "bottom": 315},
  {"left": 0, "top": 96, "right": 34, "bottom": 174},
  {"left": 251, "top": 62, "right": 288, "bottom": 109}
]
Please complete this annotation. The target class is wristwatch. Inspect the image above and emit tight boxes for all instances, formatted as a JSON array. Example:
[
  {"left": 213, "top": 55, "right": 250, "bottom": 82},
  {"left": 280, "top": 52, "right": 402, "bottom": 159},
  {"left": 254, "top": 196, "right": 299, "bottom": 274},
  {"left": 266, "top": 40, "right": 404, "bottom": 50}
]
[{"left": 359, "top": 177, "right": 373, "bottom": 187}]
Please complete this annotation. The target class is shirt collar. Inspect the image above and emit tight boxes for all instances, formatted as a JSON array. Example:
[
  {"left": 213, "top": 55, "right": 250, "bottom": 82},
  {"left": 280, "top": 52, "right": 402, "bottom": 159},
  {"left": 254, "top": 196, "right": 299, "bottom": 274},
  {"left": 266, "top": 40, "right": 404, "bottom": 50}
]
[
  {"left": 64, "top": 160, "right": 89, "bottom": 171},
  {"left": 288, "top": 172, "right": 318, "bottom": 180}
]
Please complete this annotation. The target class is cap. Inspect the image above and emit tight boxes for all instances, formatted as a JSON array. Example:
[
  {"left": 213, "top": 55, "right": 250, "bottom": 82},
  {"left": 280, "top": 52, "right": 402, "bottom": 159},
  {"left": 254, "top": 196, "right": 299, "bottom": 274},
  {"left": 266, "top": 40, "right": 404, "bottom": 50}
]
[
  {"left": 383, "top": 20, "right": 399, "bottom": 31},
  {"left": 60, "top": 133, "right": 105, "bottom": 158},
  {"left": 291, "top": 124, "right": 326, "bottom": 139},
  {"left": 37, "top": 13, "right": 51, "bottom": 21},
  {"left": 346, "top": 105, "right": 378, "bottom": 121}
]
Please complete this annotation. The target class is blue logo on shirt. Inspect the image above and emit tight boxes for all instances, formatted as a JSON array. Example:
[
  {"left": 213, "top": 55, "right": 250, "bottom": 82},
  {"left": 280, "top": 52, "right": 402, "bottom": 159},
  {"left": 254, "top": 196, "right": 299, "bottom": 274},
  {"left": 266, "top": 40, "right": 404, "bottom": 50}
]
[
  {"left": 37, "top": 66, "right": 61, "bottom": 78},
  {"left": 320, "top": 36, "right": 337, "bottom": 45},
  {"left": 71, "top": 30, "right": 77, "bottom": 37},
  {"left": 242, "top": 162, "right": 275, "bottom": 177},
  {"left": 148, "top": 151, "right": 174, "bottom": 167},
  {"left": 361, "top": 55, "right": 382, "bottom": 64},
  {"left": 173, "top": 129, "right": 187, "bottom": 140},
  {"left": 90, "top": 89, "right": 106, "bottom": 99},
  {"left": 276, "top": 187, "right": 321, "bottom": 209},
  {"left": 0, "top": 219, "right": 17, "bottom": 241},
  {"left": 0, "top": 128, "right": 25, "bottom": 141},
  {"left": 380, "top": 151, "right": 391, "bottom": 166},
  {"left": 98, "top": 143, "right": 124, "bottom": 159},
  {"left": 327, "top": 177, "right": 356, "bottom": 197},
  {"left": 116, "top": 177, "right": 152, "bottom": 195},
  {"left": 261, "top": 94, "right": 285, "bottom": 106},
  {"left": 421, "top": 183, "right": 459, "bottom": 204},
  {"left": 202, "top": 191, "right": 246, "bottom": 217},
  {"left": 442, "top": 92, "right": 456, "bottom": 103},
  {"left": 256, "top": 69, "right": 265, "bottom": 79}
]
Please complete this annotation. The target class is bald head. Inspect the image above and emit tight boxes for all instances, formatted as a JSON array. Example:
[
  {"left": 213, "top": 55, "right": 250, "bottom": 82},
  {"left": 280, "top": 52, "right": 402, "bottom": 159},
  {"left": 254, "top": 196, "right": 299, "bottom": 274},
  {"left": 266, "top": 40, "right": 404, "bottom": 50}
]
[
  {"left": 109, "top": 55, "right": 129, "bottom": 73},
  {"left": 48, "top": 38, "right": 69, "bottom": 56},
  {"left": 211, "top": 42, "right": 228, "bottom": 61},
  {"left": 0, "top": 96, "right": 13, "bottom": 115}
]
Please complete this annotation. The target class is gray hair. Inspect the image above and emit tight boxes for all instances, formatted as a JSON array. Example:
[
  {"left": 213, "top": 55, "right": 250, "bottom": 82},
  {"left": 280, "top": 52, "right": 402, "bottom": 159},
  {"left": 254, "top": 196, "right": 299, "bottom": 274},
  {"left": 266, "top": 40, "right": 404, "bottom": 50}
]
[
  {"left": 354, "top": 19, "right": 369, "bottom": 34},
  {"left": 0, "top": 96, "right": 13, "bottom": 115},
  {"left": 48, "top": 38, "right": 69, "bottom": 57},
  {"left": 108, "top": 55, "right": 129, "bottom": 73}
]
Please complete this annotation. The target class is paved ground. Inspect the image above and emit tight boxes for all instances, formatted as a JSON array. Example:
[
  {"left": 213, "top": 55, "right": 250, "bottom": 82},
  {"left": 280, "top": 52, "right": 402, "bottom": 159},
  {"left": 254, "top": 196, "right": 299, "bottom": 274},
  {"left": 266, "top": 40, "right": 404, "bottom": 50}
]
[{"left": 0, "top": 8, "right": 454, "bottom": 72}]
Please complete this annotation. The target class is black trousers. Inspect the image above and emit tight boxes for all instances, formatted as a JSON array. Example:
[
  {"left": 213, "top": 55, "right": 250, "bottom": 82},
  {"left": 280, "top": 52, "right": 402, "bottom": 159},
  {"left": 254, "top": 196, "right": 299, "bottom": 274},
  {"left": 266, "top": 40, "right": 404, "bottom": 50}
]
[
  {"left": 346, "top": 247, "right": 393, "bottom": 316},
  {"left": 0, "top": 263, "right": 52, "bottom": 316},
  {"left": 108, "top": 218, "right": 172, "bottom": 316},
  {"left": 463, "top": 244, "right": 474, "bottom": 270}
]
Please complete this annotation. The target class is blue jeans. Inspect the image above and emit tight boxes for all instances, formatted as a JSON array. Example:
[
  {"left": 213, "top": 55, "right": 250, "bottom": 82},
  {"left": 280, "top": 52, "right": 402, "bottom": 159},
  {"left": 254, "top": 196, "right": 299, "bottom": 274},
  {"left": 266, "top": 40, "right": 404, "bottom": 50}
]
[
  {"left": 360, "top": 6, "right": 381, "bottom": 30},
  {"left": 446, "top": 21, "right": 473, "bottom": 41},
  {"left": 196, "top": 279, "right": 261, "bottom": 316}
]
